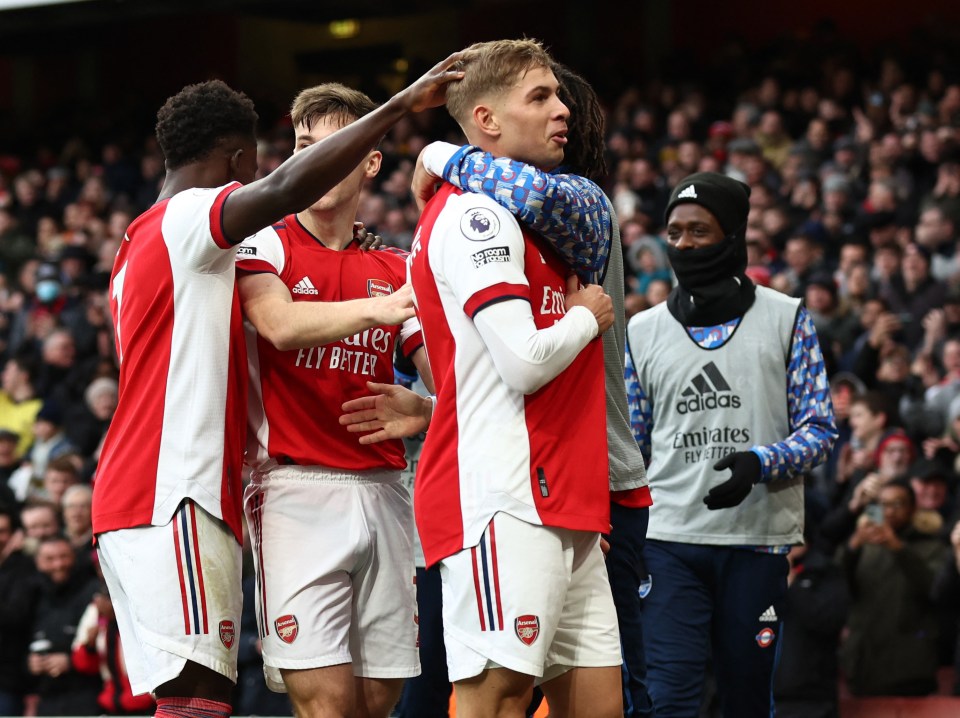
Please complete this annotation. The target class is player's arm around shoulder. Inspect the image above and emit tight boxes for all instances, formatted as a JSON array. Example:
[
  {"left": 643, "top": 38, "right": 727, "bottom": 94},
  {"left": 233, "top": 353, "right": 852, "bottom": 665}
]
[{"left": 418, "top": 141, "right": 610, "bottom": 273}]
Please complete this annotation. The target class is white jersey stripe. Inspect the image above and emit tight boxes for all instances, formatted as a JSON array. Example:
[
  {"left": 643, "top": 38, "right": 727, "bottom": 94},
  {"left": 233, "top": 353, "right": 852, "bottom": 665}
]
[{"left": 155, "top": 194, "right": 237, "bottom": 526}]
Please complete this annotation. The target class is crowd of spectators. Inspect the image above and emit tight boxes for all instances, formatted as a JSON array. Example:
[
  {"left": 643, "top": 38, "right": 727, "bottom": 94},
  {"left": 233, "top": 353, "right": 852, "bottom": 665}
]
[{"left": 1, "top": 23, "right": 960, "bottom": 715}]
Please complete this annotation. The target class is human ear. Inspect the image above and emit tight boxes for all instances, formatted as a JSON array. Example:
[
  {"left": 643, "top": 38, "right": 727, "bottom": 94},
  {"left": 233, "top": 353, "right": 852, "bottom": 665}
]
[
  {"left": 228, "top": 148, "right": 245, "bottom": 175},
  {"left": 365, "top": 150, "right": 382, "bottom": 178},
  {"left": 473, "top": 105, "right": 500, "bottom": 140}
]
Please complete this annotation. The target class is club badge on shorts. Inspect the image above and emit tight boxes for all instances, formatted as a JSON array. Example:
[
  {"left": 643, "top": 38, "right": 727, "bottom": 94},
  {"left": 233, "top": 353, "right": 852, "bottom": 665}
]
[
  {"left": 218, "top": 620, "right": 236, "bottom": 649},
  {"left": 275, "top": 615, "right": 299, "bottom": 644},
  {"left": 515, "top": 615, "right": 540, "bottom": 646},
  {"left": 756, "top": 627, "right": 775, "bottom": 648}
]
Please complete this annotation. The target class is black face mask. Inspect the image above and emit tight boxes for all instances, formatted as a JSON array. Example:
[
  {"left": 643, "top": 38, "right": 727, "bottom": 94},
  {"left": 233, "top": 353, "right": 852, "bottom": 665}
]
[
  {"left": 666, "top": 240, "right": 742, "bottom": 290},
  {"left": 666, "top": 239, "right": 755, "bottom": 326}
]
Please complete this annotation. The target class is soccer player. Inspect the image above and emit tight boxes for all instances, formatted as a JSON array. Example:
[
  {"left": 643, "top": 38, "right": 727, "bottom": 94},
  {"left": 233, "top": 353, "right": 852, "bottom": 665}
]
[
  {"left": 408, "top": 40, "right": 620, "bottom": 718},
  {"left": 625, "top": 172, "right": 837, "bottom": 717},
  {"left": 91, "top": 54, "right": 463, "bottom": 718},
  {"left": 236, "top": 83, "right": 433, "bottom": 718},
  {"left": 343, "top": 63, "right": 654, "bottom": 717}
]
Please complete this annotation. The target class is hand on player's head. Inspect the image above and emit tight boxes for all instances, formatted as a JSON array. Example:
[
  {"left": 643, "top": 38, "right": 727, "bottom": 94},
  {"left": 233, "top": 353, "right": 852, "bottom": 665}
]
[
  {"left": 398, "top": 51, "right": 466, "bottom": 113},
  {"left": 565, "top": 282, "right": 614, "bottom": 336}
]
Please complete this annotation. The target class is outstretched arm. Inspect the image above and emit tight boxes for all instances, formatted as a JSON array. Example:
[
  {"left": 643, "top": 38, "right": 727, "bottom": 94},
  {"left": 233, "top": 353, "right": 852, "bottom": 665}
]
[
  {"left": 238, "top": 272, "right": 415, "bottom": 350},
  {"left": 221, "top": 53, "right": 464, "bottom": 243},
  {"left": 415, "top": 142, "right": 611, "bottom": 274}
]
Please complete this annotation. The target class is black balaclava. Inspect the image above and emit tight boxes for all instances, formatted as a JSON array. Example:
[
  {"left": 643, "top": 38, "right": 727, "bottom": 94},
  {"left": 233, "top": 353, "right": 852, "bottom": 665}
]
[{"left": 664, "top": 172, "right": 756, "bottom": 326}]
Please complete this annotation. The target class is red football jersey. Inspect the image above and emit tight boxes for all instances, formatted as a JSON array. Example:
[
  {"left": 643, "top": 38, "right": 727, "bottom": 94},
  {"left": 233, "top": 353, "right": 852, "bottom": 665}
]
[
  {"left": 410, "top": 185, "right": 609, "bottom": 567},
  {"left": 94, "top": 184, "right": 248, "bottom": 541},
  {"left": 236, "top": 214, "right": 421, "bottom": 470}
]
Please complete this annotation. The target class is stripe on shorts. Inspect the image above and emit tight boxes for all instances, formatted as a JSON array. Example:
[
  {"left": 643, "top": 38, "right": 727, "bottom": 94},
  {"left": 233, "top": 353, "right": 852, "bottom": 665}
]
[
  {"left": 251, "top": 493, "right": 269, "bottom": 638},
  {"left": 172, "top": 501, "right": 209, "bottom": 635},
  {"left": 471, "top": 522, "right": 504, "bottom": 632}
]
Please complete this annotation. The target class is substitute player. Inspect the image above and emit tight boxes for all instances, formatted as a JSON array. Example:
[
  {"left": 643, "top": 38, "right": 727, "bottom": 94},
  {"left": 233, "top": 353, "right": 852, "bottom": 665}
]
[
  {"left": 408, "top": 39, "right": 621, "bottom": 718},
  {"left": 236, "top": 83, "right": 432, "bottom": 718},
  {"left": 625, "top": 172, "right": 837, "bottom": 717},
  {"left": 92, "top": 55, "right": 463, "bottom": 718}
]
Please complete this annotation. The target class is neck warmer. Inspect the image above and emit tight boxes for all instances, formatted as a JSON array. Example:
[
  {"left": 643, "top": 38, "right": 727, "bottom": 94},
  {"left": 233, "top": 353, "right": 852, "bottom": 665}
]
[{"left": 666, "top": 241, "right": 756, "bottom": 326}]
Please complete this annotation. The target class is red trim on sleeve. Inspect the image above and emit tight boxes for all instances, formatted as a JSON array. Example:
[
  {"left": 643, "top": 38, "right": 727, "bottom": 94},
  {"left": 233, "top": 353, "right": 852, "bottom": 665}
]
[
  {"left": 611, "top": 486, "right": 653, "bottom": 508},
  {"left": 236, "top": 259, "right": 279, "bottom": 275},
  {"left": 463, "top": 283, "right": 529, "bottom": 319},
  {"left": 209, "top": 182, "right": 243, "bottom": 249},
  {"left": 401, "top": 333, "right": 424, "bottom": 359}
]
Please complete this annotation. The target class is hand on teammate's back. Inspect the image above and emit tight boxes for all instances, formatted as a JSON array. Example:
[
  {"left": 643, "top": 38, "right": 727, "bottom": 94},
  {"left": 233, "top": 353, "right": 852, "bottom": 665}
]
[
  {"left": 396, "top": 51, "right": 466, "bottom": 113},
  {"left": 564, "top": 276, "right": 614, "bottom": 335}
]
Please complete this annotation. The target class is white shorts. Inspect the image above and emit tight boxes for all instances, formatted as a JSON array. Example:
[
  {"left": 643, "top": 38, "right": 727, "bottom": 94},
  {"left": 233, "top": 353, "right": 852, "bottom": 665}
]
[
  {"left": 97, "top": 500, "right": 242, "bottom": 696},
  {"left": 440, "top": 512, "right": 621, "bottom": 684},
  {"left": 245, "top": 463, "right": 418, "bottom": 692}
]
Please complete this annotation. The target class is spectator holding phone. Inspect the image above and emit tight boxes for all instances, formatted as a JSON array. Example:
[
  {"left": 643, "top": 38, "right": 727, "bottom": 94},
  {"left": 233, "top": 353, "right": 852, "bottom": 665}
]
[
  {"left": 820, "top": 426, "right": 913, "bottom": 552},
  {"left": 840, "top": 480, "right": 948, "bottom": 696}
]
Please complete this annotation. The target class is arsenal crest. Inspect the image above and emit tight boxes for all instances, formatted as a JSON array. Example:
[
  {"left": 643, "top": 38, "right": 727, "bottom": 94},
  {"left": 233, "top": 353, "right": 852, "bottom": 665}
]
[
  {"left": 515, "top": 615, "right": 540, "bottom": 646},
  {"left": 367, "top": 279, "right": 394, "bottom": 297},
  {"left": 275, "top": 615, "right": 299, "bottom": 644},
  {"left": 219, "top": 620, "right": 235, "bottom": 649}
]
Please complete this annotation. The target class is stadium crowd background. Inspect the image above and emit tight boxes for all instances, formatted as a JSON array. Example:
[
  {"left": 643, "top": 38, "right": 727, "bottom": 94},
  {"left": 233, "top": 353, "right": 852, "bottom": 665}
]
[{"left": 2, "top": 2, "right": 960, "bottom": 715}]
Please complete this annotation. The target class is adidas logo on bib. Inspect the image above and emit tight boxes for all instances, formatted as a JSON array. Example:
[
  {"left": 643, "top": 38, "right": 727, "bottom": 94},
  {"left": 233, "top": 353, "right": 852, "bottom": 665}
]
[{"left": 676, "top": 362, "right": 741, "bottom": 414}]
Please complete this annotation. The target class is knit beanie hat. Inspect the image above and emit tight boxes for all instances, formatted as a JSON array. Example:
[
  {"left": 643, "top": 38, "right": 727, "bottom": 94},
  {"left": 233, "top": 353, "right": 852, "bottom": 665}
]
[{"left": 665, "top": 172, "right": 751, "bottom": 238}]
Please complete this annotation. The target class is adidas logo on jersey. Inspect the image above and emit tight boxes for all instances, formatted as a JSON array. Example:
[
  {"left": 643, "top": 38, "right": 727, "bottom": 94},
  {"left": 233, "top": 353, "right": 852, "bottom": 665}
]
[
  {"left": 292, "top": 276, "right": 319, "bottom": 295},
  {"left": 677, "top": 184, "right": 698, "bottom": 199},
  {"left": 676, "top": 362, "right": 741, "bottom": 414},
  {"left": 758, "top": 605, "right": 778, "bottom": 622}
]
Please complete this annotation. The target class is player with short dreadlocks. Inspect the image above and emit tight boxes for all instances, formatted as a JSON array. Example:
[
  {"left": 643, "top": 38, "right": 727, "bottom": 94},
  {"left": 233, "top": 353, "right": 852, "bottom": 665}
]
[{"left": 92, "top": 54, "right": 463, "bottom": 718}]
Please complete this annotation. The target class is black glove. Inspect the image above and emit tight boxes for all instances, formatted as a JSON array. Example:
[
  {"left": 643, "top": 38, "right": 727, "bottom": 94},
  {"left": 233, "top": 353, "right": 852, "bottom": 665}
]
[{"left": 703, "top": 451, "right": 761, "bottom": 510}]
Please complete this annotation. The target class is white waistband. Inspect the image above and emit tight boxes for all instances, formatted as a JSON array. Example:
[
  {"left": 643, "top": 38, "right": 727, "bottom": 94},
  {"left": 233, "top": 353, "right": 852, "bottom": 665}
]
[{"left": 252, "top": 460, "right": 400, "bottom": 485}]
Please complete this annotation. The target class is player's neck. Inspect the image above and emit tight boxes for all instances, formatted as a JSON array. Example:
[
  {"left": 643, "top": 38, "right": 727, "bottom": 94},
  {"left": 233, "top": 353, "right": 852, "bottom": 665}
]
[
  {"left": 297, "top": 209, "right": 355, "bottom": 251},
  {"left": 157, "top": 164, "right": 229, "bottom": 202}
]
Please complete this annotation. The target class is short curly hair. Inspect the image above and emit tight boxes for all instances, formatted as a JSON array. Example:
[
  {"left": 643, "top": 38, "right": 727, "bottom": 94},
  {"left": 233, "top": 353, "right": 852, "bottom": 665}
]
[{"left": 155, "top": 80, "right": 258, "bottom": 170}]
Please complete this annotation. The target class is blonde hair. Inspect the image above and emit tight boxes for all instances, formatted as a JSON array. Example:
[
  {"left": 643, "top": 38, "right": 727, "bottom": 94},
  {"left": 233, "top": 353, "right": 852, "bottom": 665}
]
[{"left": 445, "top": 39, "right": 553, "bottom": 128}]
